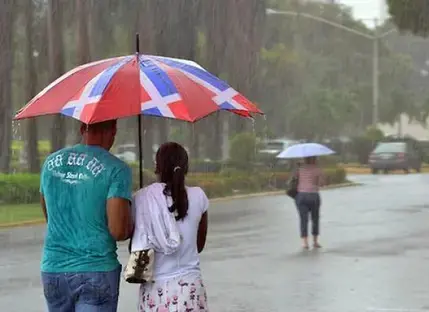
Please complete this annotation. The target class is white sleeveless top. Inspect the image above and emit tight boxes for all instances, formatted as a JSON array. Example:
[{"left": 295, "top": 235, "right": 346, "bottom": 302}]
[{"left": 153, "top": 186, "right": 209, "bottom": 280}]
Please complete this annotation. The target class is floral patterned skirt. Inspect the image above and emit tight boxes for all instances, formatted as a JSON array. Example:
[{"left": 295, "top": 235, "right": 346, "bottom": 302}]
[{"left": 138, "top": 272, "right": 209, "bottom": 312}]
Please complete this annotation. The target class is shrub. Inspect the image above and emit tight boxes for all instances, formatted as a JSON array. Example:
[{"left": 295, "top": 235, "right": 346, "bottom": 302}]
[
  {"left": 189, "top": 159, "right": 223, "bottom": 173},
  {"left": 0, "top": 167, "right": 347, "bottom": 204},
  {"left": 229, "top": 132, "right": 257, "bottom": 168},
  {"left": 317, "top": 155, "right": 342, "bottom": 167},
  {"left": 0, "top": 174, "right": 40, "bottom": 204},
  {"left": 128, "top": 163, "right": 157, "bottom": 190}
]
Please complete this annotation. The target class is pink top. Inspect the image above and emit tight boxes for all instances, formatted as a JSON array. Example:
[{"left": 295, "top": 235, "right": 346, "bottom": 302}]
[{"left": 297, "top": 164, "right": 323, "bottom": 193}]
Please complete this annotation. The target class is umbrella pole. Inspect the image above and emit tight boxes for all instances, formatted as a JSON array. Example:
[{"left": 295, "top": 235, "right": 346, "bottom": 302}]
[
  {"left": 136, "top": 33, "right": 143, "bottom": 189},
  {"left": 138, "top": 115, "right": 143, "bottom": 188}
]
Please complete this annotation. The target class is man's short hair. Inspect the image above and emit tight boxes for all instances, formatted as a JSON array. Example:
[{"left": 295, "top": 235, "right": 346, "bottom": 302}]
[{"left": 82, "top": 120, "right": 117, "bottom": 133}]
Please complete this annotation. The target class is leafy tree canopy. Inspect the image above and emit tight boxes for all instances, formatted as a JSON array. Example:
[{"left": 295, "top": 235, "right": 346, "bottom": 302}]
[{"left": 387, "top": 0, "right": 429, "bottom": 37}]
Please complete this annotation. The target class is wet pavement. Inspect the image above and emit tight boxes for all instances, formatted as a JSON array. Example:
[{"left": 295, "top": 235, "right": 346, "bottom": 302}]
[{"left": 2, "top": 174, "right": 429, "bottom": 311}]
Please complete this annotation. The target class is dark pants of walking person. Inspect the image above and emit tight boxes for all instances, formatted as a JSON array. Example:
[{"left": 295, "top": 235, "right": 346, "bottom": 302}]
[{"left": 295, "top": 192, "right": 320, "bottom": 238}]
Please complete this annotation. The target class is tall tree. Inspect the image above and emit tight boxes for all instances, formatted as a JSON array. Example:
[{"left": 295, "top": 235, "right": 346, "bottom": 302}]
[
  {"left": 227, "top": 0, "right": 266, "bottom": 134},
  {"left": 24, "top": 0, "right": 40, "bottom": 173},
  {"left": 203, "top": 0, "right": 232, "bottom": 160},
  {"left": 138, "top": 0, "right": 156, "bottom": 169},
  {"left": 89, "top": 0, "right": 117, "bottom": 59},
  {"left": 76, "top": 0, "right": 91, "bottom": 67},
  {"left": 73, "top": 0, "right": 91, "bottom": 143},
  {"left": 0, "top": 0, "right": 14, "bottom": 172},
  {"left": 387, "top": 0, "right": 429, "bottom": 37},
  {"left": 151, "top": 0, "right": 174, "bottom": 144},
  {"left": 176, "top": 0, "right": 200, "bottom": 159},
  {"left": 48, "top": 0, "right": 66, "bottom": 152}
]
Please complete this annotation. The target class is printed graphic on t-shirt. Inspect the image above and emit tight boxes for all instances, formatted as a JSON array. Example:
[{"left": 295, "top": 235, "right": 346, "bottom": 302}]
[{"left": 46, "top": 152, "right": 105, "bottom": 184}]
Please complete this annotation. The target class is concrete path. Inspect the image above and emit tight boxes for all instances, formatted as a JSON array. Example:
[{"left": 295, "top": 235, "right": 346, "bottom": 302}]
[{"left": 1, "top": 174, "right": 429, "bottom": 311}]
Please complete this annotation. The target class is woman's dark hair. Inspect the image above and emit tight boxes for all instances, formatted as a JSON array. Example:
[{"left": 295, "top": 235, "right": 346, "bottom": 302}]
[
  {"left": 155, "top": 142, "right": 189, "bottom": 221},
  {"left": 304, "top": 156, "right": 317, "bottom": 165}
]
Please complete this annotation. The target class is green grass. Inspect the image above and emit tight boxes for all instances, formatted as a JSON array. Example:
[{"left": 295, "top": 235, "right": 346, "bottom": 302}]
[{"left": 0, "top": 204, "right": 43, "bottom": 225}]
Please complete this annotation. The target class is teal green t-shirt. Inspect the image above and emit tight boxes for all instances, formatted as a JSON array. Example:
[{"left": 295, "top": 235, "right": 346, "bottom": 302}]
[{"left": 40, "top": 144, "right": 132, "bottom": 273}]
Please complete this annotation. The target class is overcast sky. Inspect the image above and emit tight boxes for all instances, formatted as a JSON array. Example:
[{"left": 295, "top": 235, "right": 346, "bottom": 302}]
[{"left": 338, "top": 0, "right": 388, "bottom": 27}]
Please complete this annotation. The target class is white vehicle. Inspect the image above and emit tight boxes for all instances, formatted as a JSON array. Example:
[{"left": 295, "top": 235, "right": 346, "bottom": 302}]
[
  {"left": 258, "top": 138, "right": 300, "bottom": 165},
  {"left": 114, "top": 143, "right": 160, "bottom": 164},
  {"left": 115, "top": 144, "right": 138, "bottom": 163}
]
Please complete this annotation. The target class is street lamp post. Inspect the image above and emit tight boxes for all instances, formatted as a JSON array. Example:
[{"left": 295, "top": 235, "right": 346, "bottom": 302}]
[
  {"left": 266, "top": 8, "right": 396, "bottom": 126},
  {"left": 373, "top": 18, "right": 380, "bottom": 126}
]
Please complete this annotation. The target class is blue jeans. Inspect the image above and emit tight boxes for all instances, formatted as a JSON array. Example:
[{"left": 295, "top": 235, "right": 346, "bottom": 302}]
[
  {"left": 295, "top": 192, "right": 321, "bottom": 238},
  {"left": 41, "top": 266, "right": 121, "bottom": 312}
]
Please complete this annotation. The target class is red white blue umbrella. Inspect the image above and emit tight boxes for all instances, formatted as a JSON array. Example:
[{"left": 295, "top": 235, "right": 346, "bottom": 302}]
[
  {"left": 14, "top": 55, "right": 262, "bottom": 123},
  {"left": 14, "top": 34, "right": 263, "bottom": 188}
]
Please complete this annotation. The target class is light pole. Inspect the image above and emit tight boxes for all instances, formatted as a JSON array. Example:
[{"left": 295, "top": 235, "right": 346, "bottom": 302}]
[{"left": 266, "top": 8, "right": 396, "bottom": 126}]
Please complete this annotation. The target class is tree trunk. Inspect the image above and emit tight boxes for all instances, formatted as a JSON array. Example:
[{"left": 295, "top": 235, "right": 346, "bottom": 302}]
[
  {"left": 73, "top": 0, "right": 91, "bottom": 144},
  {"left": 178, "top": 0, "right": 200, "bottom": 159},
  {"left": 136, "top": 0, "right": 156, "bottom": 171},
  {"left": 24, "top": 0, "right": 40, "bottom": 173},
  {"left": 203, "top": 0, "right": 231, "bottom": 160},
  {"left": 228, "top": 0, "right": 266, "bottom": 134},
  {"left": 48, "top": 0, "right": 66, "bottom": 152},
  {"left": 77, "top": 0, "right": 90, "bottom": 65},
  {"left": 0, "top": 0, "right": 14, "bottom": 173},
  {"left": 89, "top": 0, "right": 115, "bottom": 59},
  {"left": 189, "top": 123, "right": 200, "bottom": 160},
  {"left": 152, "top": 0, "right": 182, "bottom": 145}
]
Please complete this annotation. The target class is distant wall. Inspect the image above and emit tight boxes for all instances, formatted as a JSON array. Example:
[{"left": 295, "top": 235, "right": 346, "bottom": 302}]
[{"left": 378, "top": 114, "right": 429, "bottom": 141}]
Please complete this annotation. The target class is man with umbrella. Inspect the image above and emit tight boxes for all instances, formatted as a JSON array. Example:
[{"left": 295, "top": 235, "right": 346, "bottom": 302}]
[
  {"left": 39, "top": 119, "right": 133, "bottom": 311},
  {"left": 14, "top": 39, "right": 263, "bottom": 311}
]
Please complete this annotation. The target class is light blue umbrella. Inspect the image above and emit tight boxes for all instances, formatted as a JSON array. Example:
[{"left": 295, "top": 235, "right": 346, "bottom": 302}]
[{"left": 276, "top": 143, "right": 335, "bottom": 159}]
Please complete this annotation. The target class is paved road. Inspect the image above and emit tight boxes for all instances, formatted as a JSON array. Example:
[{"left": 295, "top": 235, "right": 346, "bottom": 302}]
[{"left": 2, "top": 174, "right": 429, "bottom": 311}]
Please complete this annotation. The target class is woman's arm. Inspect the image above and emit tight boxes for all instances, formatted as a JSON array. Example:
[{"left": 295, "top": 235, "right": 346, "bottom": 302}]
[
  {"left": 318, "top": 168, "right": 325, "bottom": 186},
  {"left": 197, "top": 211, "right": 208, "bottom": 253}
]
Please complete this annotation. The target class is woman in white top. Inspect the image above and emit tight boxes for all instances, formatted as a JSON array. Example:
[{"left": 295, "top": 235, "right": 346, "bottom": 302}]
[{"left": 136, "top": 142, "right": 209, "bottom": 312}]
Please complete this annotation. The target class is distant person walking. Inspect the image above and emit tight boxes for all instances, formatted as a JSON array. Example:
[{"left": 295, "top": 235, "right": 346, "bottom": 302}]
[
  {"left": 132, "top": 142, "right": 209, "bottom": 312},
  {"left": 40, "top": 120, "right": 133, "bottom": 312},
  {"left": 295, "top": 156, "right": 324, "bottom": 249}
]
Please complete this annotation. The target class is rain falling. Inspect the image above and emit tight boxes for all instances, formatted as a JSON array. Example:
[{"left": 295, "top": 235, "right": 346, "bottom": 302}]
[{"left": 1, "top": 0, "right": 429, "bottom": 311}]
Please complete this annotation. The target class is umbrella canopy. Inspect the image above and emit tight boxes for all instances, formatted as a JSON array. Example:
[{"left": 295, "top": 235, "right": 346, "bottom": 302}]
[
  {"left": 14, "top": 55, "right": 262, "bottom": 124},
  {"left": 276, "top": 143, "right": 335, "bottom": 159}
]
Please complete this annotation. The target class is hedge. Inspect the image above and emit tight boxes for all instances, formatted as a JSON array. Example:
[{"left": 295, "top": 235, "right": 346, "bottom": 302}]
[{"left": 0, "top": 167, "right": 346, "bottom": 205}]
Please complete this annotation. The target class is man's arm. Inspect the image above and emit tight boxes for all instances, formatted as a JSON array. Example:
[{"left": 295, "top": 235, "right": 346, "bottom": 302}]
[
  {"left": 106, "top": 165, "right": 133, "bottom": 241},
  {"left": 40, "top": 195, "right": 47, "bottom": 222},
  {"left": 40, "top": 160, "right": 47, "bottom": 222},
  {"left": 318, "top": 168, "right": 325, "bottom": 186},
  {"left": 107, "top": 198, "right": 133, "bottom": 241}
]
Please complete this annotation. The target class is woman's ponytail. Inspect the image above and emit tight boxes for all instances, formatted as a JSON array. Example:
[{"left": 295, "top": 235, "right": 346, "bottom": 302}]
[
  {"left": 168, "top": 167, "right": 188, "bottom": 221},
  {"left": 156, "top": 142, "right": 189, "bottom": 221}
]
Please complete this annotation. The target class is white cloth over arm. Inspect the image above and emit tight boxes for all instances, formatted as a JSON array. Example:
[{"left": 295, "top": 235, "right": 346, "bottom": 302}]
[{"left": 131, "top": 183, "right": 181, "bottom": 255}]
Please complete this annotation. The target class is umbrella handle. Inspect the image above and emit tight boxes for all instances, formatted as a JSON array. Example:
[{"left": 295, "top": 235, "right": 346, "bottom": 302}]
[{"left": 136, "top": 33, "right": 140, "bottom": 54}]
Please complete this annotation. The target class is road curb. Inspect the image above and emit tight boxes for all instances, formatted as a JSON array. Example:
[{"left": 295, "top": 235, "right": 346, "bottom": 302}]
[
  {"left": 0, "top": 218, "right": 46, "bottom": 229},
  {"left": 0, "top": 182, "right": 360, "bottom": 229}
]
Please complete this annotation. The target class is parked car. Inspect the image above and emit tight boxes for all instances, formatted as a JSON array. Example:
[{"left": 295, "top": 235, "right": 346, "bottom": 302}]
[{"left": 368, "top": 141, "right": 422, "bottom": 174}]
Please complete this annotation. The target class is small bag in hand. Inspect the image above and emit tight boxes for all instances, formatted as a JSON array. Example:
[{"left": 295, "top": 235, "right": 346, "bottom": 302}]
[
  {"left": 286, "top": 171, "right": 299, "bottom": 199},
  {"left": 123, "top": 247, "right": 155, "bottom": 284}
]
